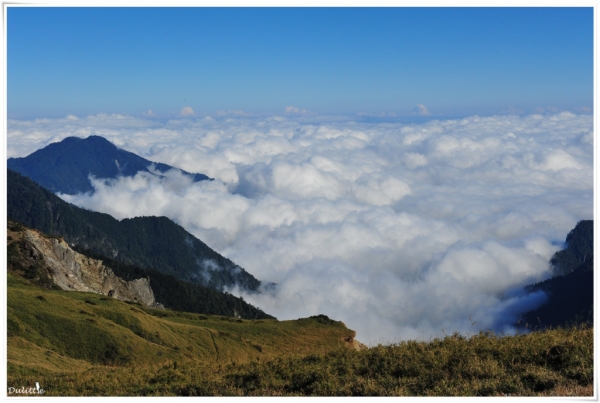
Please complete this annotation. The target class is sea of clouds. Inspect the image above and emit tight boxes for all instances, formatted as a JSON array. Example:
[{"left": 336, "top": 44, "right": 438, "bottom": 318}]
[{"left": 8, "top": 111, "right": 593, "bottom": 343}]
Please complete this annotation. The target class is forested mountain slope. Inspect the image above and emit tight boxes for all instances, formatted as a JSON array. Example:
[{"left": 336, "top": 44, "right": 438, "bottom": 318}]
[
  {"left": 8, "top": 169, "right": 261, "bottom": 292},
  {"left": 7, "top": 220, "right": 273, "bottom": 319},
  {"left": 518, "top": 220, "right": 593, "bottom": 330},
  {"left": 550, "top": 220, "right": 593, "bottom": 276},
  {"left": 72, "top": 245, "right": 274, "bottom": 319}
]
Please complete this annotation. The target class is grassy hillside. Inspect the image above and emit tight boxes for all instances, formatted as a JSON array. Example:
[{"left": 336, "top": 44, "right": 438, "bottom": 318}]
[
  {"left": 7, "top": 218, "right": 594, "bottom": 397},
  {"left": 7, "top": 272, "right": 593, "bottom": 397},
  {"left": 7, "top": 271, "right": 355, "bottom": 371}
]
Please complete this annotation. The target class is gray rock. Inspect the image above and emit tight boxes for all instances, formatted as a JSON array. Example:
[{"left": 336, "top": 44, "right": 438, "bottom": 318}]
[{"left": 22, "top": 228, "right": 161, "bottom": 308}]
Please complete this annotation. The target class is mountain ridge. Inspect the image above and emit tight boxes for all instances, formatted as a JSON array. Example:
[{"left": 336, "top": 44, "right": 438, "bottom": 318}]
[
  {"left": 517, "top": 220, "right": 593, "bottom": 330},
  {"left": 8, "top": 169, "right": 262, "bottom": 293},
  {"left": 8, "top": 135, "right": 211, "bottom": 195}
]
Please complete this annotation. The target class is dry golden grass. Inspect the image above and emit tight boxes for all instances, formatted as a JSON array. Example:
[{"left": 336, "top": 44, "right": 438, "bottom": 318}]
[
  {"left": 8, "top": 337, "right": 93, "bottom": 373},
  {"left": 7, "top": 272, "right": 594, "bottom": 397}
]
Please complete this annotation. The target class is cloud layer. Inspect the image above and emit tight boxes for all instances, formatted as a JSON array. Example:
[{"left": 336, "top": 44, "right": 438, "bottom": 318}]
[{"left": 8, "top": 112, "right": 593, "bottom": 343}]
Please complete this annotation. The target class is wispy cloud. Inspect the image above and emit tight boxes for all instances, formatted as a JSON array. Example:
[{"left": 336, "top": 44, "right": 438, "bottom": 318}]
[
  {"left": 216, "top": 110, "right": 253, "bottom": 117},
  {"left": 10, "top": 111, "right": 593, "bottom": 343},
  {"left": 285, "top": 106, "right": 314, "bottom": 116},
  {"left": 413, "top": 104, "right": 430, "bottom": 116},
  {"left": 356, "top": 111, "right": 398, "bottom": 118}
]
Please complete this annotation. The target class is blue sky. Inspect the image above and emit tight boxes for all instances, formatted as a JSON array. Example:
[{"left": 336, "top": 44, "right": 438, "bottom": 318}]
[{"left": 7, "top": 7, "right": 593, "bottom": 119}]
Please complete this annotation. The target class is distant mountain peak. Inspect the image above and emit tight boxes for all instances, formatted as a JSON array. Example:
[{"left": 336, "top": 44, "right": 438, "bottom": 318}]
[{"left": 7, "top": 135, "right": 211, "bottom": 195}]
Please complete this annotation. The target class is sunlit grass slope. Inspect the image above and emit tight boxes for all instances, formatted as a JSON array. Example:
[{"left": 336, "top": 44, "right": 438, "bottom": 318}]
[
  {"left": 7, "top": 272, "right": 593, "bottom": 396},
  {"left": 7, "top": 271, "right": 355, "bottom": 372}
]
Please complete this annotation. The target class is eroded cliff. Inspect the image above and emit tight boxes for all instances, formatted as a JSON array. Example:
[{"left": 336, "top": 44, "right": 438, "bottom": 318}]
[{"left": 7, "top": 221, "right": 162, "bottom": 308}]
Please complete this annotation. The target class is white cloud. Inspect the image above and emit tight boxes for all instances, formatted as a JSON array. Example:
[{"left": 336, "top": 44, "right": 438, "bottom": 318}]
[
  {"left": 285, "top": 106, "right": 314, "bottom": 116},
  {"left": 9, "top": 111, "right": 593, "bottom": 344},
  {"left": 180, "top": 106, "right": 196, "bottom": 117},
  {"left": 414, "top": 104, "right": 430, "bottom": 116},
  {"left": 216, "top": 110, "right": 252, "bottom": 117},
  {"left": 404, "top": 152, "right": 427, "bottom": 169}
]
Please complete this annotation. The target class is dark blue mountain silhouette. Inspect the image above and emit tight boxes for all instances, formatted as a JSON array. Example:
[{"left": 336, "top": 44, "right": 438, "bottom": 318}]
[
  {"left": 518, "top": 220, "right": 593, "bottom": 330},
  {"left": 8, "top": 135, "right": 211, "bottom": 195}
]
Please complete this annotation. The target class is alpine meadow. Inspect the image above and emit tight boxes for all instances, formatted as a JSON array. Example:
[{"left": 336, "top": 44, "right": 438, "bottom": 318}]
[{"left": 5, "top": 6, "right": 595, "bottom": 397}]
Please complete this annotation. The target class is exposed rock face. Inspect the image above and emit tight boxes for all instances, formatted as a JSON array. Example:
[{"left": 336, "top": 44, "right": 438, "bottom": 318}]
[{"left": 10, "top": 223, "right": 162, "bottom": 308}]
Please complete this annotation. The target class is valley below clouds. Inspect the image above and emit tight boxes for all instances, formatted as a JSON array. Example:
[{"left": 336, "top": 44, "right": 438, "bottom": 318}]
[{"left": 8, "top": 111, "right": 593, "bottom": 343}]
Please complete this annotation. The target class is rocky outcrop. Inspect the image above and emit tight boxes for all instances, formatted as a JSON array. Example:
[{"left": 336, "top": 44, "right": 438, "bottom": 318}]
[
  {"left": 343, "top": 334, "right": 368, "bottom": 351},
  {"left": 9, "top": 223, "right": 162, "bottom": 308}
]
